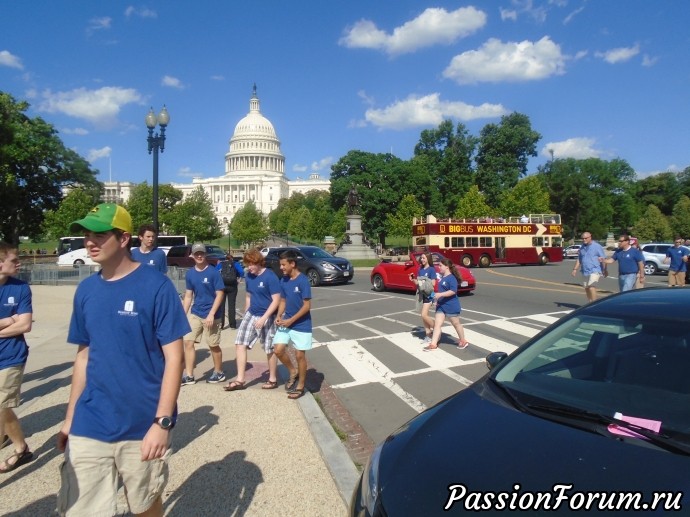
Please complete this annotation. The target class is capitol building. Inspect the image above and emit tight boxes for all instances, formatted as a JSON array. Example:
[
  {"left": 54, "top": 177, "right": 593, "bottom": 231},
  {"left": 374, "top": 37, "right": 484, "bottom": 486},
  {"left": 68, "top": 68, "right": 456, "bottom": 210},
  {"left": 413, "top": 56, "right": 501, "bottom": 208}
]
[{"left": 103, "top": 85, "right": 330, "bottom": 227}]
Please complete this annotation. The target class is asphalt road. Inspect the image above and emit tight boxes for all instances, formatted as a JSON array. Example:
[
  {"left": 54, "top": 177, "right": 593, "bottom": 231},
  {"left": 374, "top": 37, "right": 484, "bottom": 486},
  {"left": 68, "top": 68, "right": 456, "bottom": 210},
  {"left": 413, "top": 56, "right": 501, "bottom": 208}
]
[{"left": 305, "top": 259, "right": 670, "bottom": 445}]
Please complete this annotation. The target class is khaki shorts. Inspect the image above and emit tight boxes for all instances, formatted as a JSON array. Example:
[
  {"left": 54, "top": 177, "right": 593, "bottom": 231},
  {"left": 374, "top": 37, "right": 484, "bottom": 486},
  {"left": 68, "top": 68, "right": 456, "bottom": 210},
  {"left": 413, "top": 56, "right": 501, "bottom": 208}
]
[
  {"left": 57, "top": 435, "right": 171, "bottom": 517},
  {"left": 583, "top": 273, "right": 601, "bottom": 288},
  {"left": 184, "top": 313, "right": 221, "bottom": 348},
  {"left": 668, "top": 270, "right": 686, "bottom": 286},
  {"left": 0, "top": 364, "right": 24, "bottom": 409}
]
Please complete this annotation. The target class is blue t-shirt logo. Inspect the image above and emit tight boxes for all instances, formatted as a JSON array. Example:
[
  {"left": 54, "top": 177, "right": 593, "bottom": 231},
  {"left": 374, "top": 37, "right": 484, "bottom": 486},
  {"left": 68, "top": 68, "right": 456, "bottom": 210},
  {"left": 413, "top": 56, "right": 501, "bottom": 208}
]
[{"left": 7, "top": 296, "right": 15, "bottom": 305}]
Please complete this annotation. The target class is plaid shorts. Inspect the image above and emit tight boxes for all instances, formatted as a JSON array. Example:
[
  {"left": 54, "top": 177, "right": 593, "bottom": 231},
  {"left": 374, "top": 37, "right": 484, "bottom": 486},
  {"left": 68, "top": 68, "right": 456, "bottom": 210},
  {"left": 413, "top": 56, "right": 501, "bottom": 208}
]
[{"left": 235, "top": 312, "right": 277, "bottom": 353}]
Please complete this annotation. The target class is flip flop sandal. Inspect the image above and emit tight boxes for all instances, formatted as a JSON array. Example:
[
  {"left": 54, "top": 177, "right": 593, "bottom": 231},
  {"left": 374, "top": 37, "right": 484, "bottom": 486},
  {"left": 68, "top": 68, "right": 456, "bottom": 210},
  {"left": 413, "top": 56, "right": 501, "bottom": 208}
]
[
  {"left": 287, "top": 387, "right": 305, "bottom": 400},
  {"left": 284, "top": 370, "right": 298, "bottom": 391},
  {"left": 262, "top": 380, "right": 278, "bottom": 390},
  {"left": 0, "top": 444, "right": 33, "bottom": 474},
  {"left": 223, "top": 380, "right": 246, "bottom": 391}
]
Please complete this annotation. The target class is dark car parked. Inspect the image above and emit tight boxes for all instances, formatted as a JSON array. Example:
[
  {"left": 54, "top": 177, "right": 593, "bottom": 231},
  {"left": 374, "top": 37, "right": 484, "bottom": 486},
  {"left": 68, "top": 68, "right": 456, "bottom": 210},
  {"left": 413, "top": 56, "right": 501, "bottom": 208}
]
[
  {"left": 166, "top": 244, "right": 226, "bottom": 268},
  {"left": 351, "top": 288, "right": 690, "bottom": 516},
  {"left": 264, "top": 246, "right": 353, "bottom": 286}
]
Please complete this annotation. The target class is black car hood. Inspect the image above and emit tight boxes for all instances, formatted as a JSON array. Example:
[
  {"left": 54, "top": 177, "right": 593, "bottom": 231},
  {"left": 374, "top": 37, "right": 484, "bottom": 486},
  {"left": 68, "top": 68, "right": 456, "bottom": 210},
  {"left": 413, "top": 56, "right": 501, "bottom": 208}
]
[{"left": 376, "top": 384, "right": 690, "bottom": 514}]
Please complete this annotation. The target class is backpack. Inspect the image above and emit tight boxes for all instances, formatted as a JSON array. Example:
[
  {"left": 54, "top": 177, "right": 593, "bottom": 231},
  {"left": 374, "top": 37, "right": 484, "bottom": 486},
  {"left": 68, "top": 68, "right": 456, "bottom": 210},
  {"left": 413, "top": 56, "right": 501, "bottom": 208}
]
[{"left": 220, "top": 260, "right": 238, "bottom": 286}]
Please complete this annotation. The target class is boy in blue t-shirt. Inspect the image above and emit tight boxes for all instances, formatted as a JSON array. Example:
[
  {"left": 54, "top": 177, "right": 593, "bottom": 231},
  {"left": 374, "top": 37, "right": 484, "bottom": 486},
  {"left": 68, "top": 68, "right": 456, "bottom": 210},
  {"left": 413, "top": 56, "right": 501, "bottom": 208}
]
[
  {"left": 0, "top": 242, "right": 33, "bottom": 473},
  {"left": 130, "top": 223, "right": 167, "bottom": 274},
  {"left": 274, "top": 250, "right": 313, "bottom": 399},
  {"left": 224, "top": 248, "right": 281, "bottom": 391},
  {"left": 181, "top": 243, "right": 225, "bottom": 385},
  {"left": 664, "top": 237, "right": 690, "bottom": 287},
  {"left": 57, "top": 203, "right": 190, "bottom": 517}
]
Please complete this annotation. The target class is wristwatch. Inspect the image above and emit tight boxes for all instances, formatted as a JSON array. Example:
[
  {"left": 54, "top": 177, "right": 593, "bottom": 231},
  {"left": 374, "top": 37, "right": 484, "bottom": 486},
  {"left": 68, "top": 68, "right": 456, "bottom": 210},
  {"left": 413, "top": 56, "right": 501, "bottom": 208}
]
[{"left": 153, "top": 415, "right": 174, "bottom": 430}]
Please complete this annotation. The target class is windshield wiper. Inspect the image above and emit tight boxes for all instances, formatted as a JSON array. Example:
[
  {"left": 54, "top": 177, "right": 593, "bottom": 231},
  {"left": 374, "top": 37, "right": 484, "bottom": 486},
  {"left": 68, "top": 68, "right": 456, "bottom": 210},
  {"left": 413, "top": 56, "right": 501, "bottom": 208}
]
[{"left": 526, "top": 402, "right": 690, "bottom": 456}]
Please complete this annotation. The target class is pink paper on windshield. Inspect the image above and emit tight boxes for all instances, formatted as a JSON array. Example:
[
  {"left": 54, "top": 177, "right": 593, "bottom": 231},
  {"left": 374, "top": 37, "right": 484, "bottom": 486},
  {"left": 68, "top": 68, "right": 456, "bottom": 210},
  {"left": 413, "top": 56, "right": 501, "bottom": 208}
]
[{"left": 608, "top": 412, "right": 662, "bottom": 439}]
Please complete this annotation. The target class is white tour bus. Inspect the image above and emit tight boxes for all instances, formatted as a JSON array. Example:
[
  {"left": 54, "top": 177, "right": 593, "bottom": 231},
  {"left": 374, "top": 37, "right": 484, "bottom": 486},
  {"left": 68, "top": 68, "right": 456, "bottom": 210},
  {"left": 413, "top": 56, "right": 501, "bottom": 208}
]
[{"left": 57, "top": 235, "right": 187, "bottom": 266}]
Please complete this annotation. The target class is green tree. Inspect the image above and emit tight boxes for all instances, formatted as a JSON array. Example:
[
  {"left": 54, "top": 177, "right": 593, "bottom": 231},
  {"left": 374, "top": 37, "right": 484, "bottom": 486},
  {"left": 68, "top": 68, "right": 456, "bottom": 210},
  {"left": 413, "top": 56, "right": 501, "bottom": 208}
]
[
  {"left": 330, "top": 151, "right": 407, "bottom": 245},
  {"left": 166, "top": 186, "right": 221, "bottom": 241},
  {"left": 540, "top": 157, "right": 635, "bottom": 240},
  {"left": 124, "top": 182, "right": 183, "bottom": 233},
  {"left": 635, "top": 172, "right": 681, "bottom": 216},
  {"left": 229, "top": 200, "right": 268, "bottom": 245},
  {"left": 499, "top": 175, "right": 551, "bottom": 216},
  {"left": 386, "top": 194, "right": 424, "bottom": 242},
  {"left": 475, "top": 113, "right": 541, "bottom": 207},
  {"left": 413, "top": 120, "right": 477, "bottom": 216},
  {"left": 454, "top": 185, "right": 493, "bottom": 219},
  {"left": 42, "top": 188, "right": 101, "bottom": 238},
  {"left": 288, "top": 206, "right": 312, "bottom": 242},
  {"left": 0, "top": 92, "right": 100, "bottom": 244},
  {"left": 670, "top": 195, "right": 690, "bottom": 238},
  {"left": 634, "top": 204, "right": 672, "bottom": 242}
]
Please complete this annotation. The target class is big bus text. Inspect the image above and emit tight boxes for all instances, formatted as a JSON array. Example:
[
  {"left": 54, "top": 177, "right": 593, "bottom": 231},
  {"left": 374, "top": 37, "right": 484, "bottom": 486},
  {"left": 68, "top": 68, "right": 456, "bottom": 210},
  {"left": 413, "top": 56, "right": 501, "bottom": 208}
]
[{"left": 412, "top": 214, "right": 563, "bottom": 268}]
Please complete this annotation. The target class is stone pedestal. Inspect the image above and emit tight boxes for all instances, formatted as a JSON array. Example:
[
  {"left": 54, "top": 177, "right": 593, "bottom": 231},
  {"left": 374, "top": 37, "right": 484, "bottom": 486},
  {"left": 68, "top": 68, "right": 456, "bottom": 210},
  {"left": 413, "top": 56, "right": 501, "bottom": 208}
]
[{"left": 336, "top": 215, "right": 378, "bottom": 260}]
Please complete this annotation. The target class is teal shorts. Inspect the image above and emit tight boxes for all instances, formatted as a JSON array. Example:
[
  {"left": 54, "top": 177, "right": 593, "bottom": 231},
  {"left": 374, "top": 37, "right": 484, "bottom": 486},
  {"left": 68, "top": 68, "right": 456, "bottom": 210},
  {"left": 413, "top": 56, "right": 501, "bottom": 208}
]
[{"left": 273, "top": 328, "right": 313, "bottom": 351}]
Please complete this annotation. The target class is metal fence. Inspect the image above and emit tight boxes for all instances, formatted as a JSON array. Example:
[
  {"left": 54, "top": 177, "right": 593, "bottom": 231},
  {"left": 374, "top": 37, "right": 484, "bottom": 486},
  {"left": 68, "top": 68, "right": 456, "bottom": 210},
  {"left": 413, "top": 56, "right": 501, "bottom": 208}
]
[{"left": 19, "top": 264, "right": 189, "bottom": 296}]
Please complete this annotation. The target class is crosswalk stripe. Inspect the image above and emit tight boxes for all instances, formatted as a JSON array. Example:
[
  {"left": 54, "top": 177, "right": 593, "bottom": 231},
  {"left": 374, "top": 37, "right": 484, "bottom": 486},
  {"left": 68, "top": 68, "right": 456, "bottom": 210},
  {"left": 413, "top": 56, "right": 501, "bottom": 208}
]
[
  {"left": 483, "top": 319, "right": 540, "bottom": 338},
  {"left": 327, "top": 339, "right": 428, "bottom": 413},
  {"left": 524, "top": 314, "right": 561, "bottom": 324}
]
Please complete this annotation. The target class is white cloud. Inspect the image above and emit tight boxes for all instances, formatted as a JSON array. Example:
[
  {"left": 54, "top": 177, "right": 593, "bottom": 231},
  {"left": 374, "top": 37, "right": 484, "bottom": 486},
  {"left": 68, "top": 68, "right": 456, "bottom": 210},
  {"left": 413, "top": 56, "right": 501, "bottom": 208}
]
[
  {"left": 61, "top": 127, "right": 89, "bottom": 136},
  {"left": 443, "top": 36, "right": 566, "bottom": 84},
  {"left": 38, "top": 86, "right": 143, "bottom": 128},
  {"left": 124, "top": 6, "right": 157, "bottom": 18},
  {"left": 210, "top": 75, "right": 225, "bottom": 81},
  {"left": 177, "top": 166, "right": 200, "bottom": 178},
  {"left": 0, "top": 50, "right": 23, "bottom": 69},
  {"left": 542, "top": 137, "right": 603, "bottom": 160},
  {"left": 595, "top": 44, "right": 640, "bottom": 64},
  {"left": 563, "top": 6, "right": 585, "bottom": 24},
  {"left": 364, "top": 93, "right": 508, "bottom": 130},
  {"left": 642, "top": 54, "right": 658, "bottom": 67},
  {"left": 500, "top": 8, "right": 518, "bottom": 21},
  {"left": 339, "top": 7, "right": 486, "bottom": 56},
  {"left": 311, "top": 157, "right": 333, "bottom": 172},
  {"left": 87, "top": 17, "right": 112, "bottom": 34},
  {"left": 87, "top": 146, "right": 111, "bottom": 163},
  {"left": 162, "top": 75, "right": 185, "bottom": 89},
  {"left": 292, "top": 164, "right": 308, "bottom": 173}
]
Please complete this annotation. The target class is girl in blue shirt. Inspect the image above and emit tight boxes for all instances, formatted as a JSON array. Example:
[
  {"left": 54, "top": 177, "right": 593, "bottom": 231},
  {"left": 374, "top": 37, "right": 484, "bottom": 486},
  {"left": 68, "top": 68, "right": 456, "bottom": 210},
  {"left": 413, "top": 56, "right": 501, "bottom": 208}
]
[
  {"left": 409, "top": 252, "right": 437, "bottom": 343},
  {"left": 423, "top": 258, "right": 471, "bottom": 351}
]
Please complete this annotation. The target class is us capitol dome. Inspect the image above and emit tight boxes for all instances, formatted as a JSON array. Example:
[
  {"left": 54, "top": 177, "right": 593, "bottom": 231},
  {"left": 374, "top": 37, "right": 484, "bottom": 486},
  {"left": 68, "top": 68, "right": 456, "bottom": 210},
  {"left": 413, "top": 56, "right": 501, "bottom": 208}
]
[{"left": 168, "top": 84, "right": 330, "bottom": 227}]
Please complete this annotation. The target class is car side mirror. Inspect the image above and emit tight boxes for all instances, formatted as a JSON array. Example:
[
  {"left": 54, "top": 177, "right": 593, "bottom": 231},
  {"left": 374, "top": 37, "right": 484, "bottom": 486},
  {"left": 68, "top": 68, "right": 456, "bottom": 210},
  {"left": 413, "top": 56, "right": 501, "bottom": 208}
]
[{"left": 486, "top": 352, "right": 508, "bottom": 370}]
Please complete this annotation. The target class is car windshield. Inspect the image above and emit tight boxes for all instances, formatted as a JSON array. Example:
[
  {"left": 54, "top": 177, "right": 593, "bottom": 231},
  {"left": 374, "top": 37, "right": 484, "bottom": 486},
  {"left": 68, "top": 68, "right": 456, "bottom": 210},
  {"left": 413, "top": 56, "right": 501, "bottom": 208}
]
[
  {"left": 206, "top": 246, "right": 225, "bottom": 255},
  {"left": 300, "top": 247, "right": 333, "bottom": 258},
  {"left": 494, "top": 313, "right": 690, "bottom": 438}
]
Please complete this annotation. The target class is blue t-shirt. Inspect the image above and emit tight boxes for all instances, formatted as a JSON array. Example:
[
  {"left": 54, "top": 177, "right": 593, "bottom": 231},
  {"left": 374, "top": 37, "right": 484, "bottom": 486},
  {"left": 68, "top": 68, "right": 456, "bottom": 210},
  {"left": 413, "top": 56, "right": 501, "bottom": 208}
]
[
  {"left": 577, "top": 242, "right": 606, "bottom": 275},
  {"left": 280, "top": 273, "right": 312, "bottom": 332},
  {"left": 418, "top": 265, "right": 437, "bottom": 281},
  {"left": 612, "top": 247, "right": 644, "bottom": 275},
  {"left": 185, "top": 265, "right": 224, "bottom": 319},
  {"left": 666, "top": 246, "right": 690, "bottom": 272},
  {"left": 0, "top": 277, "right": 32, "bottom": 369},
  {"left": 131, "top": 247, "right": 167, "bottom": 274},
  {"left": 67, "top": 264, "right": 191, "bottom": 442},
  {"left": 436, "top": 274, "right": 461, "bottom": 314},
  {"left": 246, "top": 268, "right": 281, "bottom": 316}
]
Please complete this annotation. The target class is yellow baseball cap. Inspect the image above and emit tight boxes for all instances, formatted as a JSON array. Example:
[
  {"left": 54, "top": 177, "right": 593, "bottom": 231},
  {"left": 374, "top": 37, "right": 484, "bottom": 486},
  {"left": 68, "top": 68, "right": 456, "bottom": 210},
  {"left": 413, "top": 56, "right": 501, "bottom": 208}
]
[{"left": 70, "top": 203, "right": 133, "bottom": 234}]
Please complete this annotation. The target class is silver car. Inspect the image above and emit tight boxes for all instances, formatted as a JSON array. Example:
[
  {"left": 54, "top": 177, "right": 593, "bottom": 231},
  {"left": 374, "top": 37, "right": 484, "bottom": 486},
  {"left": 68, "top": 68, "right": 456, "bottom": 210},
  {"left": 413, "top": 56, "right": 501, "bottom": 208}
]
[{"left": 563, "top": 244, "right": 581, "bottom": 259}]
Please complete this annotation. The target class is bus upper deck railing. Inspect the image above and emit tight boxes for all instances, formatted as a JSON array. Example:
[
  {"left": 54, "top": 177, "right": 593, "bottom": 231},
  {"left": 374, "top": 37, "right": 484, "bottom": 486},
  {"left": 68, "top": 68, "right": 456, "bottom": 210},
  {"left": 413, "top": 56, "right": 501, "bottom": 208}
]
[{"left": 413, "top": 214, "right": 561, "bottom": 225}]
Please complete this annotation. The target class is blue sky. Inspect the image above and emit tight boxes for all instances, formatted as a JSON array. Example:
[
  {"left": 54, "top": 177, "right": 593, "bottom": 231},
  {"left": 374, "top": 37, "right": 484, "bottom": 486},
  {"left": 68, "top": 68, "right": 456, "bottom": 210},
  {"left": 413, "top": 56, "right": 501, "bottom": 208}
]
[{"left": 2, "top": 1, "right": 689, "bottom": 187}]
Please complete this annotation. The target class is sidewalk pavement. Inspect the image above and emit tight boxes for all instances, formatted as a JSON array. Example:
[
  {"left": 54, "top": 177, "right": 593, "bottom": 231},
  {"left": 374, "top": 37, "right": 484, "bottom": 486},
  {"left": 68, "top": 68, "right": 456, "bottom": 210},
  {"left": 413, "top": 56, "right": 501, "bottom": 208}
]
[{"left": 0, "top": 285, "right": 359, "bottom": 516}]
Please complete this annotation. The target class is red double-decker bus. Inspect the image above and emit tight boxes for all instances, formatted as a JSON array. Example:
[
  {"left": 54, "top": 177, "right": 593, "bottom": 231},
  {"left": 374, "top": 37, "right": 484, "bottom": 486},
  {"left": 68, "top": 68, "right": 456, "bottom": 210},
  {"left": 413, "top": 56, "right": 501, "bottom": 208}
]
[{"left": 412, "top": 214, "right": 564, "bottom": 267}]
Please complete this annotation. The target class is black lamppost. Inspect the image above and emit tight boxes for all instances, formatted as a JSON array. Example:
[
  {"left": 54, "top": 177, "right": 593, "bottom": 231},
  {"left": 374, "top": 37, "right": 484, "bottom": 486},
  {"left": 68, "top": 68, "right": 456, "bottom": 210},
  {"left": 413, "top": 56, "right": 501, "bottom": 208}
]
[{"left": 145, "top": 105, "right": 170, "bottom": 232}]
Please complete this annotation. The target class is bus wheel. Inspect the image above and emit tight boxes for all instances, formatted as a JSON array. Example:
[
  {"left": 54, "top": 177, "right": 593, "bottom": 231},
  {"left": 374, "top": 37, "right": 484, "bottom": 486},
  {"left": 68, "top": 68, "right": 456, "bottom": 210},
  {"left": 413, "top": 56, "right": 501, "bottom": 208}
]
[
  {"left": 478, "top": 254, "right": 491, "bottom": 268},
  {"left": 372, "top": 274, "right": 386, "bottom": 292},
  {"left": 73, "top": 259, "right": 85, "bottom": 268},
  {"left": 461, "top": 254, "right": 473, "bottom": 267},
  {"left": 539, "top": 253, "right": 549, "bottom": 265}
]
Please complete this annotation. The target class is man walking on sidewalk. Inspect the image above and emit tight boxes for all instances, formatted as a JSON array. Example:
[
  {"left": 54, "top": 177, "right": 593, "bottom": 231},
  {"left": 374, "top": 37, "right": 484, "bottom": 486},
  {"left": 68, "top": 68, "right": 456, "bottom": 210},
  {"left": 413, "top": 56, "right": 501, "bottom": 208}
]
[
  {"left": 131, "top": 224, "right": 167, "bottom": 274},
  {"left": 0, "top": 242, "right": 33, "bottom": 473},
  {"left": 57, "top": 203, "right": 190, "bottom": 516},
  {"left": 181, "top": 244, "right": 225, "bottom": 385}
]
